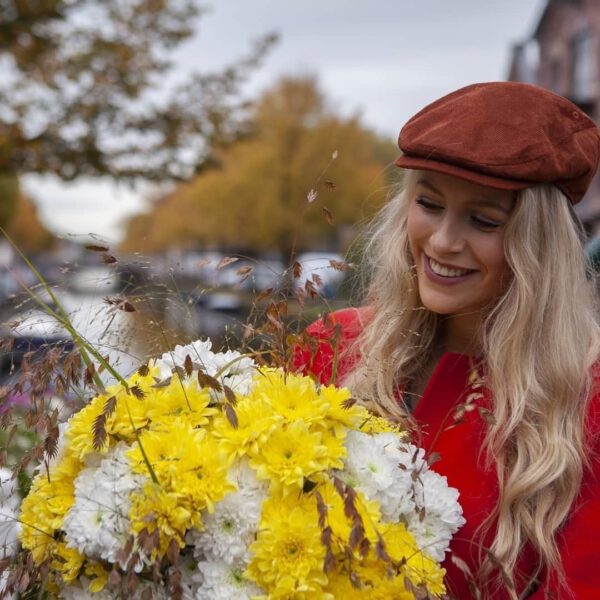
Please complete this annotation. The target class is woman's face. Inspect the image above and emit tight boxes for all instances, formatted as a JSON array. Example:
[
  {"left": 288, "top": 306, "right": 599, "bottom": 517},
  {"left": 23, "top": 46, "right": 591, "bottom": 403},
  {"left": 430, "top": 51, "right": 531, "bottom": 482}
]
[{"left": 406, "top": 171, "right": 515, "bottom": 319}]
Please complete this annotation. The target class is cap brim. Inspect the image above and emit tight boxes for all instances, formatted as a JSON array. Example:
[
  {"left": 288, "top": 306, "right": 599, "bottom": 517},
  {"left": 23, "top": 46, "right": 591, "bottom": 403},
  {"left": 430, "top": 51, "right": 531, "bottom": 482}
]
[{"left": 394, "top": 155, "right": 532, "bottom": 192}]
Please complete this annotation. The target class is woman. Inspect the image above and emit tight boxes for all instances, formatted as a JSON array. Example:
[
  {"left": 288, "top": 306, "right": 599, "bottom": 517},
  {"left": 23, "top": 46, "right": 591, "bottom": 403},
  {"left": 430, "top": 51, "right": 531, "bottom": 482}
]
[{"left": 294, "top": 82, "right": 600, "bottom": 599}]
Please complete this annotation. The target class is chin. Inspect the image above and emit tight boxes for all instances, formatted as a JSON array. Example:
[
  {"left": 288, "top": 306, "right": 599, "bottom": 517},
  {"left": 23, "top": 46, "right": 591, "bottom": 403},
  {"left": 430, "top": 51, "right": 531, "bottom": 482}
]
[
  {"left": 422, "top": 303, "right": 459, "bottom": 316},
  {"left": 419, "top": 297, "right": 458, "bottom": 315},
  {"left": 418, "top": 290, "right": 460, "bottom": 315}
]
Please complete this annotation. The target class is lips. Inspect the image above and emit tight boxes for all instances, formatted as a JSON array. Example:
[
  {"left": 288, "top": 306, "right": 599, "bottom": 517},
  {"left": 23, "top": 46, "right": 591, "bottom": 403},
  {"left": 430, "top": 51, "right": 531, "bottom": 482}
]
[
  {"left": 423, "top": 255, "right": 477, "bottom": 285},
  {"left": 428, "top": 257, "right": 474, "bottom": 278}
]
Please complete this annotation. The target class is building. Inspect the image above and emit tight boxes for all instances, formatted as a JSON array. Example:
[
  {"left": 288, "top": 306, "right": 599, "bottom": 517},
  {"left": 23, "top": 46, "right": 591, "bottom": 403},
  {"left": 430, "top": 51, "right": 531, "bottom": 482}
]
[{"left": 508, "top": 0, "right": 600, "bottom": 234}]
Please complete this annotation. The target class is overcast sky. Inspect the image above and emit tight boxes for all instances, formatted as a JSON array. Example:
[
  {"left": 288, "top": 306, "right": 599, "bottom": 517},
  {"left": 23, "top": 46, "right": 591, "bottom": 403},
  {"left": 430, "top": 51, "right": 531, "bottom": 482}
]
[{"left": 23, "top": 0, "right": 547, "bottom": 243}]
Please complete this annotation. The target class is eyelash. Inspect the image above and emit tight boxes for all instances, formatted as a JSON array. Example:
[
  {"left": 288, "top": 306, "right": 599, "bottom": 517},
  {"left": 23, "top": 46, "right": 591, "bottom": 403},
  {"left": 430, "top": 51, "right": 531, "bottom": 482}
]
[{"left": 415, "top": 197, "right": 501, "bottom": 230}]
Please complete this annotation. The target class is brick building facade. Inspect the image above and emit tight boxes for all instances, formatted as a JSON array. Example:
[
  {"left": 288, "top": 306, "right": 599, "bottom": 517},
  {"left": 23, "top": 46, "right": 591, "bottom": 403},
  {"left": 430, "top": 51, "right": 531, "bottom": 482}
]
[{"left": 508, "top": 0, "right": 600, "bottom": 234}]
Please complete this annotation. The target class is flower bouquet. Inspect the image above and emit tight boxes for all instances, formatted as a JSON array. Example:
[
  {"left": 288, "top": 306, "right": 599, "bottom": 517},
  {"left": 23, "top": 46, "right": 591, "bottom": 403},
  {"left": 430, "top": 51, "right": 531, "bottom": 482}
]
[{"left": 16, "top": 339, "right": 465, "bottom": 599}]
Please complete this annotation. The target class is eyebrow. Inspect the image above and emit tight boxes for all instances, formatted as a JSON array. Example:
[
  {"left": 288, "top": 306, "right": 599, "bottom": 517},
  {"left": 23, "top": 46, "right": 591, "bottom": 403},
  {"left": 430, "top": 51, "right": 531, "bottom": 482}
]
[
  {"left": 416, "top": 176, "right": 513, "bottom": 215},
  {"left": 416, "top": 177, "right": 444, "bottom": 197}
]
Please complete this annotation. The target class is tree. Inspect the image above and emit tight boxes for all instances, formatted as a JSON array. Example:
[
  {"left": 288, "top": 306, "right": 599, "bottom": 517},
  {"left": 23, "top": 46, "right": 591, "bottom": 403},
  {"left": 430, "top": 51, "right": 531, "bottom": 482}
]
[
  {"left": 120, "top": 76, "right": 398, "bottom": 257},
  {"left": 5, "top": 194, "right": 55, "bottom": 253},
  {"left": 0, "top": 174, "right": 19, "bottom": 227},
  {"left": 0, "top": 0, "right": 276, "bottom": 181}
]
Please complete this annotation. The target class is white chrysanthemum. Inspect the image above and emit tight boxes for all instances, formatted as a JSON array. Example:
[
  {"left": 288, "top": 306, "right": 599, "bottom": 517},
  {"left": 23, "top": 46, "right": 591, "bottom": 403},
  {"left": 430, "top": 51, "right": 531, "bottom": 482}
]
[
  {"left": 0, "top": 505, "right": 19, "bottom": 560},
  {"left": 0, "top": 569, "right": 16, "bottom": 600},
  {"left": 152, "top": 339, "right": 256, "bottom": 396},
  {"left": 208, "top": 349, "right": 256, "bottom": 396},
  {"left": 187, "top": 461, "right": 266, "bottom": 565},
  {"left": 63, "top": 444, "right": 144, "bottom": 564},
  {"left": 133, "top": 583, "right": 169, "bottom": 600},
  {"left": 178, "top": 557, "right": 202, "bottom": 600},
  {"left": 342, "top": 431, "right": 416, "bottom": 520},
  {"left": 229, "top": 459, "right": 267, "bottom": 493},
  {"left": 153, "top": 339, "right": 215, "bottom": 379},
  {"left": 48, "top": 422, "right": 69, "bottom": 469},
  {"left": 381, "top": 435, "right": 428, "bottom": 474},
  {"left": 34, "top": 421, "right": 70, "bottom": 477},
  {"left": 408, "top": 470, "right": 466, "bottom": 562},
  {"left": 0, "top": 469, "right": 19, "bottom": 513},
  {"left": 60, "top": 580, "right": 169, "bottom": 600},
  {"left": 193, "top": 560, "right": 263, "bottom": 600},
  {"left": 60, "top": 580, "right": 114, "bottom": 599}
]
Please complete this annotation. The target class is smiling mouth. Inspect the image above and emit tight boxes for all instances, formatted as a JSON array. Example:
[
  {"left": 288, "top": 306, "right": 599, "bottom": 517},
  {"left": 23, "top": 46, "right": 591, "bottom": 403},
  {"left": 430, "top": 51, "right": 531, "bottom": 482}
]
[{"left": 427, "top": 256, "right": 476, "bottom": 278}]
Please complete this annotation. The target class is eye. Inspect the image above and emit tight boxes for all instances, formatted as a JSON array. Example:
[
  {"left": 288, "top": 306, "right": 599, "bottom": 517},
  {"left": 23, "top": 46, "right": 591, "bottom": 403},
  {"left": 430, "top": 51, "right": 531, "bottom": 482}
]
[
  {"left": 470, "top": 215, "right": 501, "bottom": 230},
  {"left": 415, "top": 196, "right": 443, "bottom": 211}
]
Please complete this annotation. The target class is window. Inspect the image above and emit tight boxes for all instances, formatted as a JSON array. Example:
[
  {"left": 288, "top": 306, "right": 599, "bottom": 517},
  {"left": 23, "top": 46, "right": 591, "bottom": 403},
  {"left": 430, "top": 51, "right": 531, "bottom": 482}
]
[
  {"left": 571, "top": 28, "right": 596, "bottom": 101},
  {"left": 549, "top": 58, "right": 561, "bottom": 93}
]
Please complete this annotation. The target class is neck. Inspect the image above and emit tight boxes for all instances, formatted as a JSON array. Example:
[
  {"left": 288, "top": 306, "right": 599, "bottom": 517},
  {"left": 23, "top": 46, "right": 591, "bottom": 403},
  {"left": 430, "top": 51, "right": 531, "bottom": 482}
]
[{"left": 440, "top": 312, "right": 483, "bottom": 356}]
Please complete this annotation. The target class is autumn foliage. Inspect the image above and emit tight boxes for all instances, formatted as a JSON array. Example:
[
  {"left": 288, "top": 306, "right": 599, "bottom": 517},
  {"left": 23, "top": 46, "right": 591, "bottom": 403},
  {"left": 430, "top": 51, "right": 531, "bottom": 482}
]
[
  {"left": 120, "top": 77, "right": 397, "bottom": 256},
  {"left": 5, "top": 194, "right": 55, "bottom": 253}
]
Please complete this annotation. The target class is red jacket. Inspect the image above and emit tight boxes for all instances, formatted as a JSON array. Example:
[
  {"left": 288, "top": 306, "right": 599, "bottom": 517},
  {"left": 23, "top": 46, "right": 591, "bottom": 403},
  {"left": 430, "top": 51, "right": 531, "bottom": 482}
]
[{"left": 293, "top": 307, "right": 600, "bottom": 599}]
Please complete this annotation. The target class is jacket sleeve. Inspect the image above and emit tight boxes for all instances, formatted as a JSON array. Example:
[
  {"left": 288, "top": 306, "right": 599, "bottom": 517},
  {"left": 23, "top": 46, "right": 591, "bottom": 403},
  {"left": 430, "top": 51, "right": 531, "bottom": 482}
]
[
  {"left": 526, "top": 391, "right": 600, "bottom": 599},
  {"left": 291, "top": 307, "right": 367, "bottom": 385}
]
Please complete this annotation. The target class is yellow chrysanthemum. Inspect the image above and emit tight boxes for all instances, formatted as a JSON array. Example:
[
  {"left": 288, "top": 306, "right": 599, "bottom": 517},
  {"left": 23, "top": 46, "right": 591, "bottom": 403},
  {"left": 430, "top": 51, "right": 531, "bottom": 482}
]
[
  {"left": 130, "top": 481, "right": 192, "bottom": 558},
  {"left": 358, "top": 413, "right": 405, "bottom": 435},
  {"left": 319, "top": 429, "right": 347, "bottom": 468},
  {"left": 379, "top": 522, "right": 446, "bottom": 597},
  {"left": 171, "top": 435, "right": 236, "bottom": 513},
  {"left": 329, "top": 521, "right": 445, "bottom": 597},
  {"left": 321, "top": 512, "right": 445, "bottom": 597},
  {"left": 315, "top": 481, "right": 382, "bottom": 551},
  {"left": 50, "top": 542, "right": 85, "bottom": 584},
  {"left": 65, "top": 372, "right": 160, "bottom": 457},
  {"left": 129, "top": 418, "right": 234, "bottom": 513},
  {"left": 128, "top": 417, "right": 206, "bottom": 478},
  {"left": 251, "top": 369, "right": 330, "bottom": 425},
  {"left": 106, "top": 389, "right": 155, "bottom": 440},
  {"left": 211, "top": 396, "right": 276, "bottom": 460},
  {"left": 318, "top": 385, "right": 371, "bottom": 434},
  {"left": 19, "top": 454, "right": 83, "bottom": 563},
  {"left": 246, "top": 494, "right": 328, "bottom": 598},
  {"left": 140, "top": 374, "right": 217, "bottom": 430},
  {"left": 105, "top": 367, "right": 171, "bottom": 440},
  {"left": 85, "top": 561, "right": 109, "bottom": 592},
  {"left": 64, "top": 394, "right": 110, "bottom": 459},
  {"left": 249, "top": 420, "right": 332, "bottom": 491},
  {"left": 128, "top": 363, "right": 162, "bottom": 387},
  {"left": 324, "top": 570, "right": 415, "bottom": 599}
]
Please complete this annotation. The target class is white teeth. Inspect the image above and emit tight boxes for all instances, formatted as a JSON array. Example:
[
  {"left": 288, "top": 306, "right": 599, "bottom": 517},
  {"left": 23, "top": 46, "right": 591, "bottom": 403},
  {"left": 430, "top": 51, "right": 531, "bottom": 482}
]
[{"left": 429, "top": 258, "right": 471, "bottom": 278}]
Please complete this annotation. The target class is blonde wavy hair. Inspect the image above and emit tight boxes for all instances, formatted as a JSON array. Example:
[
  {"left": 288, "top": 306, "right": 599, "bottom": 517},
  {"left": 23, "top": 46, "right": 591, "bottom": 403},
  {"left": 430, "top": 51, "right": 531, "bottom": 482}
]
[{"left": 344, "top": 170, "right": 600, "bottom": 597}]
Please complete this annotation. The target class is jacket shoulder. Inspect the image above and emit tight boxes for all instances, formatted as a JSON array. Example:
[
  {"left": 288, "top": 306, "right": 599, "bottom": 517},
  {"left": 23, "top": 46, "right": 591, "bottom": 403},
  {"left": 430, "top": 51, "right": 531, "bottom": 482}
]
[
  {"left": 305, "top": 306, "right": 370, "bottom": 339},
  {"left": 586, "top": 360, "right": 600, "bottom": 446},
  {"left": 293, "top": 307, "right": 371, "bottom": 385}
]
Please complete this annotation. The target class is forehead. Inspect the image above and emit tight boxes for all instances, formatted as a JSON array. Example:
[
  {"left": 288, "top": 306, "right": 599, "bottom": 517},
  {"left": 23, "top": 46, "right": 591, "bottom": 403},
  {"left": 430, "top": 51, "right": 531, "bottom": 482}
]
[{"left": 411, "top": 171, "right": 516, "bottom": 212}]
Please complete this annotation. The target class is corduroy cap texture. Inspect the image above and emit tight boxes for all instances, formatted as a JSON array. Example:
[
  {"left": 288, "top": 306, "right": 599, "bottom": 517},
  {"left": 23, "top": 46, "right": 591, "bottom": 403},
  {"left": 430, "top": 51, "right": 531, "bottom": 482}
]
[{"left": 395, "top": 82, "right": 600, "bottom": 204}]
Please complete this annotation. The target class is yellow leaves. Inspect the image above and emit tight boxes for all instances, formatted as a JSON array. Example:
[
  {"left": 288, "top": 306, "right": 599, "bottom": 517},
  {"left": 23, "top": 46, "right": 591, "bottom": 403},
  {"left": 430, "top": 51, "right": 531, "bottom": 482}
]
[
  {"left": 119, "top": 76, "right": 397, "bottom": 255},
  {"left": 4, "top": 192, "right": 55, "bottom": 252}
]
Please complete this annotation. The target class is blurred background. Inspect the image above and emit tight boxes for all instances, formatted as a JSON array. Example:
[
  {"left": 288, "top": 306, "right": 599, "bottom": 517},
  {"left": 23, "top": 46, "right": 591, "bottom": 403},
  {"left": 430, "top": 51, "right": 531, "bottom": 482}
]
[{"left": 3, "top": 0, "right": 599, "bottom": 379}]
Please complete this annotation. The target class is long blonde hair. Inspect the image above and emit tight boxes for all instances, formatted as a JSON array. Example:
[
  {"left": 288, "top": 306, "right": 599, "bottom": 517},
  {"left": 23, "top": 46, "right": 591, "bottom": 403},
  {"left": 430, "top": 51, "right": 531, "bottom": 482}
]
[{"left": 344, "top": 171, "right": 600, "bottom": 595}]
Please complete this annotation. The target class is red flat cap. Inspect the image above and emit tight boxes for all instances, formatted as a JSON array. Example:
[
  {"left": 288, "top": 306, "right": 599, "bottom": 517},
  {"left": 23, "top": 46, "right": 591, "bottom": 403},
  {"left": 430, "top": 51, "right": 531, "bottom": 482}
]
[{"left": 395, "top": 82, "right": 600, "bottom": 204}]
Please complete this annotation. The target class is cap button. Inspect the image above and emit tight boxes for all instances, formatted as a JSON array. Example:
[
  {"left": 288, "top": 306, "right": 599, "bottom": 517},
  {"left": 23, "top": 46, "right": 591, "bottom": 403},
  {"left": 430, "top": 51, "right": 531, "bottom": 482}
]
[{"left": 573, "top": 111, "right": 580, "bottom": 118}]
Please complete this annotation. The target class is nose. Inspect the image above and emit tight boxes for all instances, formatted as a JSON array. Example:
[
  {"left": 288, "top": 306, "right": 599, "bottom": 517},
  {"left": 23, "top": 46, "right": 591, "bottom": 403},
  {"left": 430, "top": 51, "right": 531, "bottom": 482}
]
[{"left": 429, "top": 214, "right": 466, "bottom": 255}]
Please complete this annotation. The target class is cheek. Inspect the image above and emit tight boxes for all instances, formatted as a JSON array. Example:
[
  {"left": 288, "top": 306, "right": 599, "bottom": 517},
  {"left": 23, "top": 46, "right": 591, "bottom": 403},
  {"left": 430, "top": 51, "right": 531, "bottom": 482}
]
[
  {"left": 479, "top": 237, "right": 510, "bottom": 287},
  {"left": 406, "top": 205, "right": 429, "bottom": 250}
]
